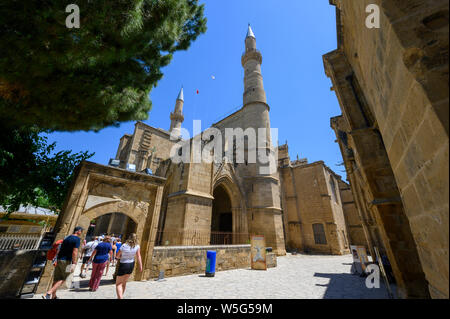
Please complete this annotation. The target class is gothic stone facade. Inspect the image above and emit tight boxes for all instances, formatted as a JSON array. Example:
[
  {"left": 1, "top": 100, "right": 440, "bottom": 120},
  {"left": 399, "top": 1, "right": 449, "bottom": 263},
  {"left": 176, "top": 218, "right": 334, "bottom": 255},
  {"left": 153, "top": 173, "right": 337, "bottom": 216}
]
[
  {"left": 325, "top": 0, "right": 448, "bottom": 299},
  {"left": 112, "top": 27, "right": 358, "bottom": 257},
  {"left": 115, "top": 27, "right": 287, "bottom": 255}
]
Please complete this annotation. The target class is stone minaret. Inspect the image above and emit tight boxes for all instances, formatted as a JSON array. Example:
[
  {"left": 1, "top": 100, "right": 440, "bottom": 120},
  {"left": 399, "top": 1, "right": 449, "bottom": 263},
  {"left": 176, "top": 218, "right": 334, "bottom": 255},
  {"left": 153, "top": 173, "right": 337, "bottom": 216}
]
[
  {"left": 242, "top": 24, "right": 267, "bottom": 106},
  {"left": 241, "top": 24, "right": 272, "bottom": 166},
  {"left": 169, "top": 87, "right": 184, "bottom": 137},
  {"left": 241, "top": 25, "right": 286, "bottom": 255}
]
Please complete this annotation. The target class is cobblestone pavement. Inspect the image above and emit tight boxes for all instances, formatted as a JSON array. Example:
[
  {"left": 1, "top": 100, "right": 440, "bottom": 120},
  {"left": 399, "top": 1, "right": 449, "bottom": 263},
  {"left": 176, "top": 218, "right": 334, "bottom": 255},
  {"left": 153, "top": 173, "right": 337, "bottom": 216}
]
[{"left": 34, "top": 253, "right": 396, "bottom": 299}]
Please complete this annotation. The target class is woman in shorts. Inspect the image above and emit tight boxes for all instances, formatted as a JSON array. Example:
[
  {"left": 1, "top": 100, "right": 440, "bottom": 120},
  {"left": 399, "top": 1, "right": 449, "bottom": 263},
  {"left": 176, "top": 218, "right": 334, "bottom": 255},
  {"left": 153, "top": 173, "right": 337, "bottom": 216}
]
[
  {"left": 115, "top": 233, "right": 142, "bottom": 299},
  {"left": 87, "top": 236, "right": 112, "bottom": 292}
]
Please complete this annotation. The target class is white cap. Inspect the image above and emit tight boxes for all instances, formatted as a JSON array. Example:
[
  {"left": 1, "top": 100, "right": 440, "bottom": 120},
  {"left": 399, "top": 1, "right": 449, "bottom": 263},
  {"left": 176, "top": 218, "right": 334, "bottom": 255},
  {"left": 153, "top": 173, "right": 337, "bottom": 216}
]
[
  {"left": 246, "top": 24, "right": 255, "bottom": 38},
  {"left": 177, "top": 87, "right": 184, "bottom": 101}
]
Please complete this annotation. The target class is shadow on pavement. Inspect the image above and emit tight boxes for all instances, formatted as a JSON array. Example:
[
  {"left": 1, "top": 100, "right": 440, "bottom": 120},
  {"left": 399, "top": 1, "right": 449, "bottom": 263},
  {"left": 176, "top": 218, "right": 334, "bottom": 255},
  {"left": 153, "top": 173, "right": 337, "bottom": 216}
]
[
  {"left": 313, "top": 272, "right": 396, "bottom": 299},
  {"left": 70, "top": 278, "right": 116, "bottom": 292}
]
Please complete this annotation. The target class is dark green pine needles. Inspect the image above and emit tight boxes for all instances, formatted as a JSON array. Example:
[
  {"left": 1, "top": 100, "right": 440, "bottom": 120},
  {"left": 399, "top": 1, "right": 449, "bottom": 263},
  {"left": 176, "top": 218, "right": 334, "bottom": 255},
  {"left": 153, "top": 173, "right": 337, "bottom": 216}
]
[{"left": 0, "top": 0, "right": 207, "bottom": 131}]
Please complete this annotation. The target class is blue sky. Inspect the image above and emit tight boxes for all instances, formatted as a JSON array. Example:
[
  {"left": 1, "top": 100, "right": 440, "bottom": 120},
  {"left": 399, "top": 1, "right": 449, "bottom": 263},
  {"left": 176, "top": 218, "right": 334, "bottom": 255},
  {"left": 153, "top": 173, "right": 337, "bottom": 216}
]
[{"left": 47, "top": 0, "right": 347, "bottom": 178}]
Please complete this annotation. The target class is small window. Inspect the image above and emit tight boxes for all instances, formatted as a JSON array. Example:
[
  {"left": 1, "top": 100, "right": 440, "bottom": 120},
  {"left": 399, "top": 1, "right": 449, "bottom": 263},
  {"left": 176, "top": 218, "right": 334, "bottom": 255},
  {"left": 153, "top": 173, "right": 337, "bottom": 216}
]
[
  {"left": 0, "top": 226, "right": 8, "bottom": 233},
  {"left": 312, "top": 223, "right": 327, "bottom": 245}
]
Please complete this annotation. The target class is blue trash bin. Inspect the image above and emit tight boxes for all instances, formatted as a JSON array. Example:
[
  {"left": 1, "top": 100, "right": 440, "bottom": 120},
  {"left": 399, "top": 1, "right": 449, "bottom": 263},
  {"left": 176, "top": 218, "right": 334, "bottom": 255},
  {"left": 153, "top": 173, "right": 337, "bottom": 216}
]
[{"left": 205, "top": 250, "right": 216, "bottom": 277}]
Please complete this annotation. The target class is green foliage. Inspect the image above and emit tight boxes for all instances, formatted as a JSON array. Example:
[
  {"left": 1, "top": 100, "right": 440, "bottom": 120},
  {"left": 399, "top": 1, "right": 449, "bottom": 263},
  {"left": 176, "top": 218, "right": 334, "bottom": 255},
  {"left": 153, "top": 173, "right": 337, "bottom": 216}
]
[
  {"left": 0, "top": 122, "right": 94, "bottom": 217},
  {"left": 0, "top": 0, "right": 207, "bottom": 131}
]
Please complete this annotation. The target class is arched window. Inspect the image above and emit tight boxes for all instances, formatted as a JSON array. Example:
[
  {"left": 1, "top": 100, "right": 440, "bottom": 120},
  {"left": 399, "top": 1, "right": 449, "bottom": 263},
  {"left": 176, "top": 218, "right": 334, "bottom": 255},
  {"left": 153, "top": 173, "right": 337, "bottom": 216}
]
[{"left": 312, "top": 223, "right": 327, "bottom": 245}]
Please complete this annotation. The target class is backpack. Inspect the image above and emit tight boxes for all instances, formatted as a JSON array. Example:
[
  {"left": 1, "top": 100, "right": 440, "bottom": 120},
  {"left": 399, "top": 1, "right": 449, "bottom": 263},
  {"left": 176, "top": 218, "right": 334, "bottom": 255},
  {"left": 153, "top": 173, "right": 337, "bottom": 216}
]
[{"left": 46, "top": 239, "right": 63, "bottom": 261}]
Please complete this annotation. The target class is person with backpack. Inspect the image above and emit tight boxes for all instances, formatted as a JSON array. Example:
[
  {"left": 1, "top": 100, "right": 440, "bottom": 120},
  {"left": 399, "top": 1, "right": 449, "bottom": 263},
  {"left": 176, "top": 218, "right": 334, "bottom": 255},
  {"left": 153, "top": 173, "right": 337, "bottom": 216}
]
[
  {"left": 115, "top": 233, "right": 142, "bottom": 299},
  {"left": 79, "top": 236, "right": 99, "bottom": 278},
  {"left": 47, "top": 239, "right": 63, "bottom": 266},
  {"left": 87, "top": 235, "right": 113, "bottom": 291},
  {"left": 43, "top": 226, "right": 84, "bottom": 299}
]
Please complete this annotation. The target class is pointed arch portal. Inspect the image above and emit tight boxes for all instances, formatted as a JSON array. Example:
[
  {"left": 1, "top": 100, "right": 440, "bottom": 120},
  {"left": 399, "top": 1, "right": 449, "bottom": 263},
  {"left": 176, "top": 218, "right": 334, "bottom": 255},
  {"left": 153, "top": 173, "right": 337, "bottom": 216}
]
[
  {"left": 211, "top": 184, "right": 233, "bottom": 244},
  {"left": 211, "top": 174, "right": 248, "bottom": 245}
]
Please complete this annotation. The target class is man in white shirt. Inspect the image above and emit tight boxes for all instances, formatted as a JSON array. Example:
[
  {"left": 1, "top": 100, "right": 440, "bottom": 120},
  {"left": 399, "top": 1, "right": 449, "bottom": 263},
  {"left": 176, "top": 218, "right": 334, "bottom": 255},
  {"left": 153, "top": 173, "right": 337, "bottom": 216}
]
[{"left": 79, "top": 237, "right": 98, "bottom": 278}]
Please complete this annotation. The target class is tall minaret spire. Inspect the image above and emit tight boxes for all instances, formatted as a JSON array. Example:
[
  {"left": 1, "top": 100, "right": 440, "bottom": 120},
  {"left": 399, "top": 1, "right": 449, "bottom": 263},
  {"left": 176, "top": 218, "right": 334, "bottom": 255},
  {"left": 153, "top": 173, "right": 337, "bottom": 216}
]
[
  {"left": 239, "top": 25, "right": 285, "bottom": 256},
  {"left": 169, "top": 87, "right": 184, "bottom": 137},
  {"left": 247, "top": 24, "right": 255, "bottom": 38},
  {"left": 242, "top": 24, "right": 267, "bottom": 106}
]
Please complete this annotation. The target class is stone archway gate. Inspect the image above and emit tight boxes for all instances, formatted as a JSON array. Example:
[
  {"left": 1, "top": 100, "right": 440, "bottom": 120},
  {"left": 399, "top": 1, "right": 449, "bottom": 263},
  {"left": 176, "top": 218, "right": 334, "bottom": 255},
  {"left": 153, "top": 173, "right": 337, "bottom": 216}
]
[{"left": 37, "top": 161, "right": 165, "bottom": 293}]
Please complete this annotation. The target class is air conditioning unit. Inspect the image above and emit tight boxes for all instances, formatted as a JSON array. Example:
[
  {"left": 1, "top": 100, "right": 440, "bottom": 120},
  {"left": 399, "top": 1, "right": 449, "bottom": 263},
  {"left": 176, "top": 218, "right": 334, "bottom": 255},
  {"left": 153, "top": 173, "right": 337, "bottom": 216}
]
[
  {"left": 126, "top": 163, "right": 136, "bottom": 172},
  {"left": 108, "top": 159, "right": 120, "bottom": 167}
]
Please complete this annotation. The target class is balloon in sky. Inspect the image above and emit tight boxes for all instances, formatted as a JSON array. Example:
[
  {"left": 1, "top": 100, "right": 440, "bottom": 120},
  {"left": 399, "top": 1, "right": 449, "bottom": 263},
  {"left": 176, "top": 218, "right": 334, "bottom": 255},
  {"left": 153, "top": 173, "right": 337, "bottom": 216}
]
[{"left": 211, "top": 75, "right": 215, "bottom": 80}]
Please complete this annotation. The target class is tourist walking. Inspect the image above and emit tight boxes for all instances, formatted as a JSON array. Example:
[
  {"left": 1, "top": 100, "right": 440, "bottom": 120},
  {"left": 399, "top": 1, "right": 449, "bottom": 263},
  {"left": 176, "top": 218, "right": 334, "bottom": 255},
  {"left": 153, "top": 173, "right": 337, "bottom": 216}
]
[
  {"left": 110, "top": 239, "right": 117, "bottom": 267},
  {"left": 79, "top": 236, "right": 99, "bottom": 278},
  {"left": 104, "top": 236, "right": 117, "bottom": 275},
  {"left": 88, "top": 236, "right": 113, "bottom": 291},
  {"left": 112, "top": 238, "right": 122, "bottom": 281},
  {"left": 115, "top": 233, "right": 142, "bottom": 299},
  {"left": 43, "top": 226, "right": 83, "bottom": 299},
  {"left": 115, "top": 238, "right": 122, "bottom": 255}
]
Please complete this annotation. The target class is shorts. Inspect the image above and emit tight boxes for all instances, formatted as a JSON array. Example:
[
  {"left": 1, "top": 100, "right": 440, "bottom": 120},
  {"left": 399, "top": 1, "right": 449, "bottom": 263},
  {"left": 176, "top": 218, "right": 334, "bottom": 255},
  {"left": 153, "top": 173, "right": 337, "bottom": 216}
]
[
  {"left": 117, "top": 262, "right": 135, "bottom": 276},
  {"left": 82, "top": 256, "right": 90, "bottom": 264},
  {"left": 54, "top": 260, "right": 72, "bottom": 282}
]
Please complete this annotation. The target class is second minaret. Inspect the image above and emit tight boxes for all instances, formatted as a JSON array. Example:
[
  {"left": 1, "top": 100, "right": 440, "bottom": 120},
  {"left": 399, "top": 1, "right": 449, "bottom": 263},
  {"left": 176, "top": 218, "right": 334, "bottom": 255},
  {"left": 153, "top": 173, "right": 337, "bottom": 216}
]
[{"left": 169, "top": 87, "right": 184, "bottom": 138}]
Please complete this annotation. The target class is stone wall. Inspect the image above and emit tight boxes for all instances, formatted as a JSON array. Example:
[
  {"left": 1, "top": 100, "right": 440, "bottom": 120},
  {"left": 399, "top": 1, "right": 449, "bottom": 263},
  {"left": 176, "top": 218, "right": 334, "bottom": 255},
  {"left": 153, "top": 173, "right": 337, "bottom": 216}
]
[
  {"left": 0, "top": 250, "right": 36, "bottom": 298},
  {"left": 279, "top": 155, "right": 352, "bottom": 255},
  {"left": 151, "top": 245, "right": 251, "bottom": 278},
  {"left": 338, "top": 180, "right": 367, "bottom": 249},
  {"left": 325, "top": 0, "right": 448, "bottom": 298},
  {"left": 331, "top": 116, "right": 389, "bottom": 260},
  {"left": 323, "top": 166, "right": 350, "bottom": 254},
  {"left": 117, "top": 121, "right": 176, "bottom": 172}
]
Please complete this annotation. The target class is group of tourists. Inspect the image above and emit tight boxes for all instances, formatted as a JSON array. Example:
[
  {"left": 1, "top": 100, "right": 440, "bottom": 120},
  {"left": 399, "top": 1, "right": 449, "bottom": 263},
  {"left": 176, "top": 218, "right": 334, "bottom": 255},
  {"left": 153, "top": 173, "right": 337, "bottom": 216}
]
[
  {"left": 79, "top": 235, "right": 121, "bottom": 280},
  {"left": 43, "top": 226, "right": 142, "bottom": 299}
]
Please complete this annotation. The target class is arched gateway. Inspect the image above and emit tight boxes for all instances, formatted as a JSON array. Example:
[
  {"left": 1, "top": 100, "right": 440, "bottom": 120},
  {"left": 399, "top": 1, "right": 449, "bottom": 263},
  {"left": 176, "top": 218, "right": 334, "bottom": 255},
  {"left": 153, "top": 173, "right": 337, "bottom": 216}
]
[{"left": 37, "top": 161, "right": 165, "bottom": 293}]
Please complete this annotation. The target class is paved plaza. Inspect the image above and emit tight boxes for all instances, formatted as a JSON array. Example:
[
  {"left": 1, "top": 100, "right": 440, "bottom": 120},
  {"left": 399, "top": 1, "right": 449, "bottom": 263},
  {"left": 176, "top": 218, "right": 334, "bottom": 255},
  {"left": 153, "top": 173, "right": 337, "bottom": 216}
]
[{"left": 34, "top": 253, "right": 396, "bottom": 299}]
